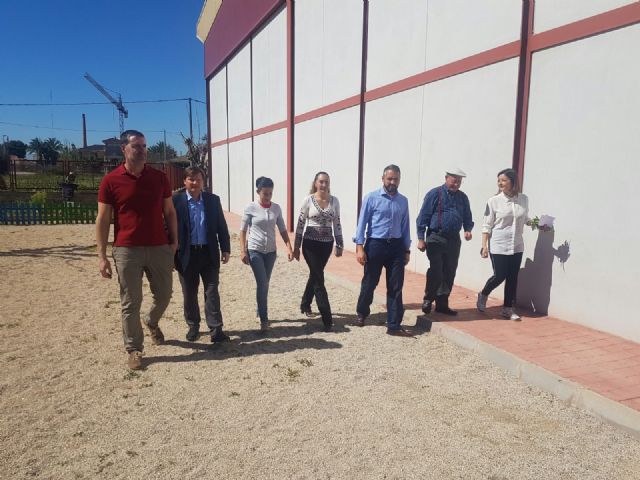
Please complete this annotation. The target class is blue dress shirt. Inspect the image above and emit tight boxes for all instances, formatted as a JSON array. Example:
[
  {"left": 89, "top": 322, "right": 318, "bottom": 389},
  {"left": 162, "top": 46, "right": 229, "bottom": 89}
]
[
  {"left": 187, "top": 191, "right": 207, "bottom": 245},
  {"left": 416, "top": 184, "right": 474, "bottom": 240},
  {"left": 353, "top": 187, "right": 411, "bottom": 250}
]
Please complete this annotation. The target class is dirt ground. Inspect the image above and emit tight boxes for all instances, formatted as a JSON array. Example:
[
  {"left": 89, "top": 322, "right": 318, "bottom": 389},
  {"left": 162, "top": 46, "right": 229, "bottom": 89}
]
[{"left": 1, "top": 224, "right": 639, "bottom": 479}]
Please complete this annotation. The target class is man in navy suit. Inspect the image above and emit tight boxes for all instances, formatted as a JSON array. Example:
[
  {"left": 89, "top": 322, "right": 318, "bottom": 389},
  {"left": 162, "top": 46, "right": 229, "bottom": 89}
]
[{"left": 173, "top": 166, "right": 231, "bottom": 342}]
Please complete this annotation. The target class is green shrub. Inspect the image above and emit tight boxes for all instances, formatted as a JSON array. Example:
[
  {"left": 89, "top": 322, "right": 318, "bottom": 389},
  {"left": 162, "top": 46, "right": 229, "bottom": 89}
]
[{"left": 30, "top": 191, "right": 48, "bottom": 204}]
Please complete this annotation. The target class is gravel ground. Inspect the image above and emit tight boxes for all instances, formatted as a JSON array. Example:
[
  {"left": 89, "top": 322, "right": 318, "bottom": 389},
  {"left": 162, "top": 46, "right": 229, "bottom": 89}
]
[{"left": 0, "top": 224, "right": 639, "bottom": 479}]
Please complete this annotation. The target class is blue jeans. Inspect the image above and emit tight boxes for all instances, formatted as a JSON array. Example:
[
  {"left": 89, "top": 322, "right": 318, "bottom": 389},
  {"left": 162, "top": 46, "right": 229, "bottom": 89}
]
[
  {"left": 248, "top": 250, "right": 277, "bottom": 323},
  {"left": 356, "top": 238, "right": 405, "bottom": 330}
]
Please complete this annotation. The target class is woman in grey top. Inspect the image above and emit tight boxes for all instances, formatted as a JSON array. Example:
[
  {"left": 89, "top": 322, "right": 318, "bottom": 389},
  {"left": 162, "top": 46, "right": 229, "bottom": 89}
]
[
  {"left": 292, "top": 171, "right": 343, "bottom": 331},
  {"left": 240, "top": 176, "right": 293, "bottom": 331}
]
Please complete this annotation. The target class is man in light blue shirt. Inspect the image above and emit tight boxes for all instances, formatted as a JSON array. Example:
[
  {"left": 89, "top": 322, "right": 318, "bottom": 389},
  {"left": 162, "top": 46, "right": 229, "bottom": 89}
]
[{"left": 353, "top": 164, "right": 412, "bottom": 336}]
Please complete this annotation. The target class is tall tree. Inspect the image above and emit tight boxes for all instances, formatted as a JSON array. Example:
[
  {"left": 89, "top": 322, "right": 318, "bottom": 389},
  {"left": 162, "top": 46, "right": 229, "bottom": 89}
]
[
  {"left": 5, "top": 140, "right": 27, "bottom": 158},
  {"left": 60, "top": 143, "right": 79, "bottom": 162},
  {"left": 42, "top": 137, "right": 63, "bottom": 165},
  {"left": 28, "top": 137, "right": 45, "bottom": 163},
  {"left": 182, "top": 133, "right": 208, "bottom": 175},
  {"left": 148, "top": 141, "right": 178, "bottom": 162}
]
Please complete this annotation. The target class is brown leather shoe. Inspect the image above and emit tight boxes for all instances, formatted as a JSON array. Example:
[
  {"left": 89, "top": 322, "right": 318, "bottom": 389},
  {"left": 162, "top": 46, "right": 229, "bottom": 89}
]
[
  {"left": 354, "top": 316, "right": 365, "bottom": 327},
  {"left": 127, "top": 351, "right": 143, "bottom": 370},
  {"left": 386, "top": 328, "right": 414, "bottom": 337},
  {"left": 146, "top": 324, "right": 165, "bottom": 345}
]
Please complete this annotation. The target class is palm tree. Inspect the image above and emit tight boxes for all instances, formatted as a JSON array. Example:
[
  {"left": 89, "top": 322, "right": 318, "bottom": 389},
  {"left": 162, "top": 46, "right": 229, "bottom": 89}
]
[
  {"left": 42, "top": 138, "right": 63, "bottom": 165},
  {"left": 28, "top": 137, "right": 45, "bottom": 165}
]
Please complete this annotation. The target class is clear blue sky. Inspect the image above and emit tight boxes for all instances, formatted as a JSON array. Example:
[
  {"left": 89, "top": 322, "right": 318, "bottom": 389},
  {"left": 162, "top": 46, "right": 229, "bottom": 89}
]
[{"left": 0, "top": 0, "right": 207, "bottom": 154}]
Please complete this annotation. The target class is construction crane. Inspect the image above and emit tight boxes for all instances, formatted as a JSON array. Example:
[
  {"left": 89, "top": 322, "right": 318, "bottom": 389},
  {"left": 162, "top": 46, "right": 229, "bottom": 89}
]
[{"left": 83, "top": 72, "right": 128, "bottom": 134}]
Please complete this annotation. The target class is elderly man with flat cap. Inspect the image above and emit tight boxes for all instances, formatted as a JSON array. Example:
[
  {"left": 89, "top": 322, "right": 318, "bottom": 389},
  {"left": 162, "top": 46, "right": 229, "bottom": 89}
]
[{"left": 416, "top": 168, "right": 474, "bottom": 315}]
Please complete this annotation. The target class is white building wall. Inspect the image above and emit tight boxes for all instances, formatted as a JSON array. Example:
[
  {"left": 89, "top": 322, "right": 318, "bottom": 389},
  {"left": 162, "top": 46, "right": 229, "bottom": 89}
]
[
  {"left": 205, "top": 2, "right": 640, "bottom": 342},
  {"left": 321, "top": 0, "right": 363, "bottom": 106},
  {"left": 295, "top": 0, "right": 324, "bottom": 113},
  {"left": 226, "top": 43, "right": 252, "bottom": 137},
  {"left": 522, "top": 24, "right": 640, "bottom": 342},
  {"left": 363, "top": 86, "right": 425, "bottom": 265},
  {"left": 252, "top": 7, "right": 287, "bottom": 129},
  {"left": 228, "top": 139, "right": 253, "bottom": 216},
  {"left": 209, "top": 69, "right": 228, "bottom": 142},
  {"left": 295, "top": 0, "right": 362, "bottom": 114},
  {"left": 294, "top": 107, "right": 360, "bottom": 250},
  {"left": 210, "top": 145, "right": 229, "bottom": 208},
  {"left": 294, "top": 118, "right": 322, "bottom": 208},
  {"left": 367, "top": 0, "right": 428, "bottom": 90},
  {"left": 253, "top": 128, "right": 289, "bottom": 220},
  {"left": 425, "top": 0, "right": 521, "bottom": 69},
  {"left": 417, "top": 58, "right": 520, "bottom": 286},
  {"left": 534, "top": 0, "right": 635, "bottom": 33},
  {"left": 318, "top": 107, "right": 360, "bottom": 251}
]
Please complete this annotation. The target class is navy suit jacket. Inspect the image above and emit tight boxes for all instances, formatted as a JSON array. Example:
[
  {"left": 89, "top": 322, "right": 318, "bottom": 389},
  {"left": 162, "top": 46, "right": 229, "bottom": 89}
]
[{"left": 173, "top": 190, "right": 230, "bottom": 272}]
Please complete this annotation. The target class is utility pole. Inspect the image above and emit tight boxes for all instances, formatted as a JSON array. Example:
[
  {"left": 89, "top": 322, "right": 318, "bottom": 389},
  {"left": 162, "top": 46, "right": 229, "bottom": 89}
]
[
  {"left": 188, "top": 97, "right": 193, "bottom": 141},
  {"left": 163, "top": 130, "right": 167, "bottom": 163},
  {"left": 82, "top": 114, "right": 87, "bottom": 148}
]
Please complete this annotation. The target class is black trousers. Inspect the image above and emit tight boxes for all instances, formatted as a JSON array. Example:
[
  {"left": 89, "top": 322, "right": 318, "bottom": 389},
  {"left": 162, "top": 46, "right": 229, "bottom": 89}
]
[
  {"left": 481, "top": 252, "right": 523, "bottom": 307},
  {"left": 301, "top": 239, "right": 333, "bottom": 326},
  {"left": 423, "top": 232, "right": 461, "bottom": 308},
  {"left": 178, "top": 248, "right": 223, "bottom": 331}
]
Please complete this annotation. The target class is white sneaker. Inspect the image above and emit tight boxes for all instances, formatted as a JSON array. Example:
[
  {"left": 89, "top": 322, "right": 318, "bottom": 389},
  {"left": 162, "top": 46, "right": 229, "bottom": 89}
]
[
  {"left": 502, "top": 307, "right": 521, "bottom": 321},
  {"left": 476, "top": 293, "right": 488, "bottom": 312}
]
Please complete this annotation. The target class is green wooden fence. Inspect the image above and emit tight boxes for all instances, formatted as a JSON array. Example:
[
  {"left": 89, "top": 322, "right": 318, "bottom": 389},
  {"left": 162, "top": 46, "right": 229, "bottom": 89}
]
[{"left": 0, "top": 202, "right": 98, "bottom": 225}]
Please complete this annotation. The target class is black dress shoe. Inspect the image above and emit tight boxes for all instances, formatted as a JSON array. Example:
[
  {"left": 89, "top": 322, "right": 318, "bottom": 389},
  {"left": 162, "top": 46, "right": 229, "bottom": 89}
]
[
  {"left": 386, "top": 328, "right": 414, "bottom": 337},
  {"left": 435, "top": 307, "right": 458, "bottom": 316},
  {"left": 421, "top": 301, "right": 432, "bottom": 315},
  {"left": 211, "top": 331, "right": 230, "bottom": 343},
  {"left": 322, "top": 322, "right": 334, "bottom": 332},
  {"left": 354, "top": 316, "right": 365, "bottom": 327},
  {"left": 301, "top": 307, "right": 315, "bottom": 317},
  {"left": 186, "top": 326, "right": 199, "bottom": 341}
]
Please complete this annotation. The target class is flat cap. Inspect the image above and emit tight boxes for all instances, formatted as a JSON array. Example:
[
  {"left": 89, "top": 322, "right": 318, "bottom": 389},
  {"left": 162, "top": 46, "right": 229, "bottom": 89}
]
[{"left": 446, "top": 167, "right": 467, "bottom": 177}]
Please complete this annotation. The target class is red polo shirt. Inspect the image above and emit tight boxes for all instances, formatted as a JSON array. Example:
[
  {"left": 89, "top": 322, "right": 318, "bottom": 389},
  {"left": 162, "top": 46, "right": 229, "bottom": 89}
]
[{"left": 98, "top": 164, "right": 172, "bottom": 247}]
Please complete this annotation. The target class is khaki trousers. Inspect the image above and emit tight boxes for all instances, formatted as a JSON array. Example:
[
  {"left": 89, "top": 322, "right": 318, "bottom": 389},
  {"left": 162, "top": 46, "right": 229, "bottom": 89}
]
[{"left": 112, "top": 245, "right": 173, "bottom": 352}]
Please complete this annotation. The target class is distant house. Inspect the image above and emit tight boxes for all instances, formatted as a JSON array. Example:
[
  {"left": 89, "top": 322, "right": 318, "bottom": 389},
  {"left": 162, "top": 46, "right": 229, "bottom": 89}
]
[{"left": 78, "top": 137, "right": 123, "bottom": 164}]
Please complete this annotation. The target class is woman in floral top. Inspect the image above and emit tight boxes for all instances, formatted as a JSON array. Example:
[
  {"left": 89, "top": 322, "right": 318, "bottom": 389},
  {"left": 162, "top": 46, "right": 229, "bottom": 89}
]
[{"left": 293, "top": 172, "right": 343, "bottom": 331}]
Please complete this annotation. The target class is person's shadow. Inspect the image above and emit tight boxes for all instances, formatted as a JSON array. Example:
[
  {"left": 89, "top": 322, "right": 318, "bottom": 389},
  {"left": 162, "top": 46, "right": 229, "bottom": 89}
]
[{"left": 516, "top": 230, "right": 571, "bottom": 315}]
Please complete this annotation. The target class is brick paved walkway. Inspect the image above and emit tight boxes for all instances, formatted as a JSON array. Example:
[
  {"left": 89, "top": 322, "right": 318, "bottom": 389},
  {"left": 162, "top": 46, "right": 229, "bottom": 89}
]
[{"left": 224, "top": 211, "right": 640, "bottom": 416}]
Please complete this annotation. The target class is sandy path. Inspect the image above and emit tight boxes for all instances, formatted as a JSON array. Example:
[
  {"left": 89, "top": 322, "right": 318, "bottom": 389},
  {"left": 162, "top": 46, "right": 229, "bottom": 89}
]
[{"left": 0, "top": 225, "right": 638, "bottom": 479}]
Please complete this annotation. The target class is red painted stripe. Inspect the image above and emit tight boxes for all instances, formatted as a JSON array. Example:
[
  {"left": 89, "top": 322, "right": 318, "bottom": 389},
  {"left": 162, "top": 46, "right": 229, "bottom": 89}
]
[
  {"left": 212, "top": 131, "right": 251, "bottom": 148},
  {"left": 255, "top": 120, "right": 288, "bottom": 137},
  {"left": 213, "top": 41, "right": 521, "bottom": 148},
  {"left": 210, "top": 120, "right": 289, "bottom": 148},
  {"left": 364, "top": 40, "right": 521, "bottom": 103},
  {"left": 294, "top": 94, "right": 360, "bottom": 124},
  {"left": 530, "top": 2, "right": 640, "bottom": 52}
]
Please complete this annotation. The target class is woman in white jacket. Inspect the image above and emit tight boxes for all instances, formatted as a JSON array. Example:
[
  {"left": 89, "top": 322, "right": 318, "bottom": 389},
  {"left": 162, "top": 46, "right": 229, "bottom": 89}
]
[{"left": 477, "top": 168, "right": 529, "bottom": 321}]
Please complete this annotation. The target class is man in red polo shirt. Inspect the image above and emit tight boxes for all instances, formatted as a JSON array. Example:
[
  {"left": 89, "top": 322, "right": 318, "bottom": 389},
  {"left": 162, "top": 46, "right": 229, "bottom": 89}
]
[{"left": 96, "top": 129, "right": 178, "bottom": 370}]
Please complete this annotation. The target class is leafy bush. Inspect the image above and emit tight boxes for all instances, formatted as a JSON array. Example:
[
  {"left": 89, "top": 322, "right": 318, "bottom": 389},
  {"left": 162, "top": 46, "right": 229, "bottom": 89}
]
[{"left": 30, "top": 191, "right": 48, "bottom": 204}]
